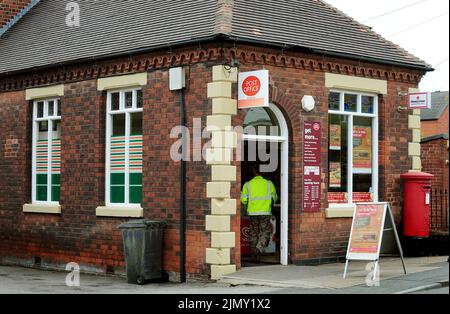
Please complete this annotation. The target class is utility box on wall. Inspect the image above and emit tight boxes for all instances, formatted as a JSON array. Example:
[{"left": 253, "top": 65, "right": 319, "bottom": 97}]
[{"left": 169, "top": 67, "right": 186, "bottom": 91}]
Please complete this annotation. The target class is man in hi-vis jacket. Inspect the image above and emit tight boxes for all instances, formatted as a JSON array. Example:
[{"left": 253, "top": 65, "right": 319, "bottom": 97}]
[{"left": 241, "top": 165, "right": 278, "bottom": 259}]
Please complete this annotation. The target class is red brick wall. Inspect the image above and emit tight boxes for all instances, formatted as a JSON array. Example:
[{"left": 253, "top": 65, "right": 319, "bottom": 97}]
[
  {"left": 422, "top": 107, "right": 449, "bottom": 138},
  {"left": 379, "top": 82, "right": 416, "bottom": 223},
  {"left": 0, "top": 0, "right": 32, "bottom": 27},
  {"left": 0, "top": 90, "right": 30, "bottom": 215},
  {"left": 142, "top": 65, "right": 214, "bottom": 277},
  {"left": 0, "top": 43, "right": 423, "bottom": 276},
  {"left": 0, "top": 63, "right": 215, "bottom": 279},
  {"left": 422, "top": 138, "right": 449, "bottom": 191}
]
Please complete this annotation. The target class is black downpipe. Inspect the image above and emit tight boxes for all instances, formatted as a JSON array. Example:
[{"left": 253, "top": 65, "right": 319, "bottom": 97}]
[{"left": 179, "top": 88, "right": 187, "bottom": 283}]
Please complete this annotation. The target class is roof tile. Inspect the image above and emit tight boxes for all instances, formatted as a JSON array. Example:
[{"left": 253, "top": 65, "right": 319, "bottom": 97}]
[{"left": 0, "top": 0, "right": 432, "bottom": 75}]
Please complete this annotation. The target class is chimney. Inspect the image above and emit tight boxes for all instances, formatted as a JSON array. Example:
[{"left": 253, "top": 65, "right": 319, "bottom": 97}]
[
  {"left": 215, "top": 0, "right": 234, "bottom": 35},
  {"left": 0, "top": 0, "right": 33, "bottom": 27}
]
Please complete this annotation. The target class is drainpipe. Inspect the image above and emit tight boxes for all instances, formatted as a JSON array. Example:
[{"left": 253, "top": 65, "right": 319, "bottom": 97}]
[
  {"left": 179, "top": 88, "right": 187, "bottom": 283},
  {"left": 170, "top": 67, "right": 188, "bottom": 283}
]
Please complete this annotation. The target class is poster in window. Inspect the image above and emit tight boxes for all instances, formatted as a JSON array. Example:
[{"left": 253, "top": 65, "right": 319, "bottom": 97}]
[
  {"left": 353, "top": 192, "right": 374, "bottom": 203},
  {"left": 329, "top": 124, "right": 341, "bottom": 150},
  {"left": 329, "top": 162, "right": 342, "bottom": 188},
  {"left": 353, "top": 126, "right": 372, "bottom": 171},
  {"left": 328, "top": 192, "right": 348, "bottom": 204}
]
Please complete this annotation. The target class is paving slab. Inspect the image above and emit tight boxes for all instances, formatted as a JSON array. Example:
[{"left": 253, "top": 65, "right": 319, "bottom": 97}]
[{"left": 220, "top": 256, "right": 448, "bottom": 289}]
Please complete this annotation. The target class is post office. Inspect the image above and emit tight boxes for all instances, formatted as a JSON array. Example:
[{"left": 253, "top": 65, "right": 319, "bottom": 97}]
[{"left": 0, "top": 0, "right": 433, "bottom": 280}]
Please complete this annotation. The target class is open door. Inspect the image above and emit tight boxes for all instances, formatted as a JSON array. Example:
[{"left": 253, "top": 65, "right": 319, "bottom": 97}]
[{"left": 240, "top": 104, "right": 289, "bottom": 266}]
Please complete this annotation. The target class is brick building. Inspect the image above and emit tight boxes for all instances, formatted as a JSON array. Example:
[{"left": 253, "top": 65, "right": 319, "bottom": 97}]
[
  {"left": 0, "top": 0, "right": 433, "bottom": 281},
  {"left": 0, "top": 0, "right": 35, "bottom": 33},
  {"left": 420, "top": 92, "right": 449, "bottom": 205}
]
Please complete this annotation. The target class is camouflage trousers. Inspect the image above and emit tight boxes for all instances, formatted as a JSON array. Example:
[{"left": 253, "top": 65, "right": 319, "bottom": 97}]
[{"left": 249, "top": 216, "right": 272, "bottom": 255}]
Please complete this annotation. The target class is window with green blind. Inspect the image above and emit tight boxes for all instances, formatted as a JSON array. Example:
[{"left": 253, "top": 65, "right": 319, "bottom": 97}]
[
  {"left": 106, "top": 89, "right": 143, "bottom": 206},
  {"left": 33, "top": 99, "right": 61, "bottom": 203}
]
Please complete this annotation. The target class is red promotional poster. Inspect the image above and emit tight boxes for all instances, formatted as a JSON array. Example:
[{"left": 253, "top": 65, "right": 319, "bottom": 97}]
[
  {"left": 349, "top": 204, "right": 385, "bottom": 254},
  {"left": 303, "top": 122, "right": 322, "bottom": 212},
  {"left": 353, "top": 192, "right": 374, "bottom": 203},
  {"left": 328, "top": 192, "right": 349, "bottom": 204},
  {"left": 353, "top": 126, "right": 372, "bottom": 170}
]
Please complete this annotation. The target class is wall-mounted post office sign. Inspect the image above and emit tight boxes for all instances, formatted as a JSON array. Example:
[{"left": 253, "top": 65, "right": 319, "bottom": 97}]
[
  {"left": 238, "top": 70, "right": 269, "bottom": 109},
  {"left": 408, "top": 92, "right": 431, "bottom": 109}
]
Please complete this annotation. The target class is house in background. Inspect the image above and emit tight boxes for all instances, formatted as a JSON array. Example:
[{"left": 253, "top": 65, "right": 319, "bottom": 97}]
[
  {"left": 420, "top": 91, "right": 449, "bottom": 190},
  {"left": 420, "top": 92, "right": 449, "bottom": 232},
  {"left": 421, "top": 91, "right": 449, "bottom": 138},
  {"left": 0, "top": 0, "right": 37, "bottom": 35}
]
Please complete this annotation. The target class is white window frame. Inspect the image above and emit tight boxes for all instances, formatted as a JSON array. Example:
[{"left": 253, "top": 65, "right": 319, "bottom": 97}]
[
  {"left": 105, "top": 88, "right": 143, "bottom": 208},
  {"left": 328, "top": 90, "right": 379, "bottom": 207},
  {"left": 32, "top": 98, "right": 61, "bottom": 205}
]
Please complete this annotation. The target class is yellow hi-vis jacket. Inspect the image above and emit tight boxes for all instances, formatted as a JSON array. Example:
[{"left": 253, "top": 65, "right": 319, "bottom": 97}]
[{"left": 241, "top": 176, "right": 278, "bottom": 216}]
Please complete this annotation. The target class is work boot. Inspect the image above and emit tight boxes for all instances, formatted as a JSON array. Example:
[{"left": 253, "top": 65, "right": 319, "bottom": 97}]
[{"left": 250, "top": 252, "right": 261, "bottom": 263}]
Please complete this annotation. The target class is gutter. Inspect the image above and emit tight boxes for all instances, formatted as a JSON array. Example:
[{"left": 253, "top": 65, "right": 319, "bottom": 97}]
[
  {"left": 421, "top": 133, "right": 449, "bottom": 143},
  {"left": 0, "top": 0, "right": 41, "bottom": 37}
]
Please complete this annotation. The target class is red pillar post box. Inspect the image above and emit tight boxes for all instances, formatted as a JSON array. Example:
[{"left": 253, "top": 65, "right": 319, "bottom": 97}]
[{"left": 401, "top": 172, "right": 434, "bottom": 238}]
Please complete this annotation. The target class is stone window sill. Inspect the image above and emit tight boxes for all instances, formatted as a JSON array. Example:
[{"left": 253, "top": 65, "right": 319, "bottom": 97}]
[
  {"left": 96, "top": 206, "right": 143, "bottom": 218},
  {"left": 325, "top": 206, "right": 355, "bottom": 219},
  {"left": 23, "top": 203, "right": 61, "bottom": 214}
]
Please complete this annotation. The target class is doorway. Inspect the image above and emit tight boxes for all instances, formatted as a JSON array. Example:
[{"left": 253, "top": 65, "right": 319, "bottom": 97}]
[{"left": 240, "top": 103, "right": 289, "bottom": 266}]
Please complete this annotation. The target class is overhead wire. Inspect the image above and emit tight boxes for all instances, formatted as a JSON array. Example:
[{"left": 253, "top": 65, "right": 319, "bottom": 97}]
[
  {"left": 388, "top": 11, "right": 449, "bottom": 37},
  {"left": 434, "top": 58, "right": 449, "bottom": 69},
  {"left": 362, "top": 0, "right": 430, "bottom": 23}
]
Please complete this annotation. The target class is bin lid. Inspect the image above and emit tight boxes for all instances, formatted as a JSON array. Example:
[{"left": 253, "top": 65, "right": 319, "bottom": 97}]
[
  {"left": 118, "top": 220, "right": 167, "bottom": 229},
  {"left": 400, "top": 171, "right": 434, "bottom": 180}
]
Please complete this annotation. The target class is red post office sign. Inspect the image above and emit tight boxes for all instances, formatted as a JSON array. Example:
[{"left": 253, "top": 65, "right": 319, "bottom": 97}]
[
  {"left": 238, "top": 70, "right": 269, "bottom": 109},
  {"left": 408, "top": 92, "right": 431, "bottom": 109}
]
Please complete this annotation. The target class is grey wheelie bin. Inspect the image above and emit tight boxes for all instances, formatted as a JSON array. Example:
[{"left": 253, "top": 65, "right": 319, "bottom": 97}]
[{"left": 118, "top": 220, "right": 166, "bottom": 285}]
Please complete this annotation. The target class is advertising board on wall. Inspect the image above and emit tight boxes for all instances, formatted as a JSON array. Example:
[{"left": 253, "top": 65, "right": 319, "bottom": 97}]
[{"left": 303, "top": 122, "right": 322, "bottom": 212}]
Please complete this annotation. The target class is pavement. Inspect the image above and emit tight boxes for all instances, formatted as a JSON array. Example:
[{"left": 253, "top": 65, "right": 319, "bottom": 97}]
[
  {"left": 220, "top": 256, "right": 448, "bottom": 289},
  {"left": 0, "top": 256, "right": 447, "bottom": 294}
]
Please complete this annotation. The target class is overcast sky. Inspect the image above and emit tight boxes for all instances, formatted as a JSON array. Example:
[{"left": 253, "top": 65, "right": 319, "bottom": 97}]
[{"left": 325, "top": 0, "right": 449, "bottom": 92}]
